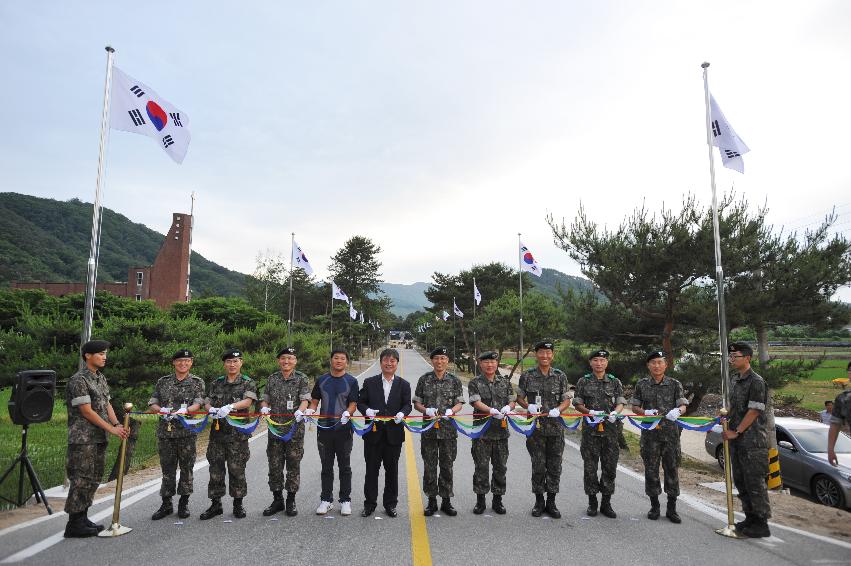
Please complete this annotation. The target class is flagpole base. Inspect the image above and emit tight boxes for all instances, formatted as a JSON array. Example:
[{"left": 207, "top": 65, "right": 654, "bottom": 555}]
[
  {"left": 715, "top": 525, "right": 744, "bottom": 539},
  {"left": 97, "top": 523, "right": 132, "bottom": 537}
]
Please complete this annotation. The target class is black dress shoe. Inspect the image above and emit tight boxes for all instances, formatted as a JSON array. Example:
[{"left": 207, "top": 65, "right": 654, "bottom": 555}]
[
  {"left": 384, "top": 507, "right": 398, "bottom": 517},
  {"left": 491, "top": 495, "right": 506, "bottom": 515},
  {"left": 424, "top": 497, "right": 438, "bottom": 516},
  {"left": 440, "top": 498, "right": 457, "bottom": 516},
  {"left": 233, "top": 498, "right": 246, "bottom": 519},
  {"left": 361, "top": 504, "right": 376, "bottom": 517},
  {"left": 199, "top": 499, "right": 223, "bottom": 520},
  {"left": 152, "top": 498, "right": 173, "bottom": 520}
]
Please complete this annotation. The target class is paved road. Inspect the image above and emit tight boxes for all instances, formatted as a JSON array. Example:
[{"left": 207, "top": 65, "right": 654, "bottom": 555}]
[{"left": 2, "top": 348, "right": 849, "bottom": 565}]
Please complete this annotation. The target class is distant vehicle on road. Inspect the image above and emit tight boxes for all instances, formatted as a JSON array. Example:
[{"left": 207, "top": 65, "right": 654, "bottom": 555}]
[
  {"left": 388, "top": 330, "right": 414, "bottom": 349},
  {"left": 705, "top": 417, "right": 851, "bottom": 509}
]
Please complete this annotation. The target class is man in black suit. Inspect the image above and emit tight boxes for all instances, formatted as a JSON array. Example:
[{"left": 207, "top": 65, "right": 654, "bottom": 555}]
[{"left": 357, "top": 348, "right": 412, "bottom": 517}]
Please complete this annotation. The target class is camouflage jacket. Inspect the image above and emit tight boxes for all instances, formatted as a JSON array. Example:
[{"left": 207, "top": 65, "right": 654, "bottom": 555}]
[
  {"left": 728, "top": 368, "right": 768, "bottom": 448},
  {"left": 468, "top": 373, "right": 516, "bottom": 440},
  {"left": 206, "top": 374, "right": 258, "bottom": 441},
  {"left": 148, "top": 373, "right": 205, "bottom": 439},
  {"left": 630, "top": 375, "right": 689, "bottom": 439},
  {"left": 574, "top": 373, "right": 627, "bottom": 436},
  {"left": 66, "top": 367, "right": 111, "bottom": 445},
  {"left": 831, "top": 389, "right": 851, "bottom": 433},
  {"left": 518, "top": 366, "right": 570, "bottom": 437},
  {"left": 262, "top": 370, "right": 311, "bottom": 439},
  {"left": 414, "top": 371, "right": 464, "bottom": 440}
]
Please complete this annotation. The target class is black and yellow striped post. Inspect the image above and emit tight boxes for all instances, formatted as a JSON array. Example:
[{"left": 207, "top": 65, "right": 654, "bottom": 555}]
[{"left": 767, "top": 447, "right": 782, "bottom": 490}]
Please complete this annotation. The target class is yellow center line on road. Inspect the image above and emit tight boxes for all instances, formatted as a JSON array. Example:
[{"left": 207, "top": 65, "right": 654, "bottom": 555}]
[{"left": 400, "top": 351, "right": 432, "bottom": 566}]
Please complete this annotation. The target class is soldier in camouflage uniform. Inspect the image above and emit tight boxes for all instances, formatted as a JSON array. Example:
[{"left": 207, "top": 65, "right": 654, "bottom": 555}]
[
  {"left": 573, "top": 349, "right": 625, "bottom": 519},
  {"left": 259, "top": 346, "right": 310, "bottom": 517},
  {"left": 516, "top": 340, "right": 571, "bottom": 518},
  {"left": 148, "top": 348, "right": 205, "bottom": 520},
  {"left": 724, "top": 342, "right": 772, "bottom": 538},
  {"left": 631, "top": 350, "right": 689, "bottom": 523},
  {"left": 828, "top": 361, "right": 851, "bottom": 468},
  {"left": 64, "top": 340, "right": 129, "bottom": 538},
  {"left": 200, "top": 348, "right": 258, "bottom": 520},
  {"left": 467, "top": 351, "right": 515, "bottom": 515},
  {"left": 413, "top": 346, "right": 465, "bottom": 516}
]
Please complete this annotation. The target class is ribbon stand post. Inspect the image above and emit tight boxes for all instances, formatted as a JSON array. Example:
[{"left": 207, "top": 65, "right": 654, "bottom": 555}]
[{"left": 99, "top": 402, "right": 133, "bottom": 537}]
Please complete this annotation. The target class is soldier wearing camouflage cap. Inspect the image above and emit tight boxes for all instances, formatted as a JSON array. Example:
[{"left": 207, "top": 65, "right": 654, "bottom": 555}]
[{"left": 148, "top": 348, "right": 205, "bottom": 520}]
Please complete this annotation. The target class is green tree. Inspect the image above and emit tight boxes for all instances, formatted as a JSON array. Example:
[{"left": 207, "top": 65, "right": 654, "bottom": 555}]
[{"left": 244, "top": 250, "right": 288, "bottom": 313}]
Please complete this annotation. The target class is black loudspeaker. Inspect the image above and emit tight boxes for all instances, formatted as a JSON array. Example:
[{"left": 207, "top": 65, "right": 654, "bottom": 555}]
[{"left": 8, "top": 370, "right": 56, "bottom": 425}]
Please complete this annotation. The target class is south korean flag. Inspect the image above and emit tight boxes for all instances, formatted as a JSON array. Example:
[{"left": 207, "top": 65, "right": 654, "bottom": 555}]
[
  {"left": 709, "top": 93, "right": 749, "bottom": 174},
  {"left": 110, "top": 67, "right": 191, "bottom": 164}
]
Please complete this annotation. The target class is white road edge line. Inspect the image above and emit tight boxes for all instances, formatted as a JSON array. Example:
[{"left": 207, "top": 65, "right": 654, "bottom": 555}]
[
  {"left": 1, "top": 361, "right": 379, "bottom": 563},
  {"left": 564, "top": 438, "right": 851, "bottom": 551}
]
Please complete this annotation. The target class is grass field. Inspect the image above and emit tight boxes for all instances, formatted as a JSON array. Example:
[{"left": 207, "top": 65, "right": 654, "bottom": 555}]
[
  {"left": 775, "top": 358, "right": 848, "bottom": 412},
  {"left": 498, "top": 357, "right": 538, "bottom": 371},
  {"left": 0, "top": 387, "right": 161, "bottom": 511}
]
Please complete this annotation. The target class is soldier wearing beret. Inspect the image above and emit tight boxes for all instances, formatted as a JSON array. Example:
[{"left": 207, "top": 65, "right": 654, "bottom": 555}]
[
  {"left": 414, "top": 346, "right": 465, "bottom": 516},
  {"left": 516, "top": 340, "right": 571, "bottom": 518},
  {"left": 574, "top": 349, "right": 626, "bottom": 518},
  {"left": 200, "top": 348, "right": 258, "bottom": 520},
  {"left": 259, "top": 347, "right": 311, "bottom": 517},
  {"left": 467, "top": 351, "right": 515, "bottom": 514},
  {"left": 148, "top": 348, "right": 205, "bottom": 520},
  {"left": 63, "top": 340, "right": 129, "bottom": 538},
  {"left": 631, "top": 350, "right": 688, "bottom": 523},
  {"left": 723, "top": 342, "right": 772, "bottom": 537}
]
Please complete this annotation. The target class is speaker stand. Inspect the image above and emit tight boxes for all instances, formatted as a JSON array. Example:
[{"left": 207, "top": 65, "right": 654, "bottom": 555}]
[{"left": 0, "top": 425, "right": 53, "bottom": 514}]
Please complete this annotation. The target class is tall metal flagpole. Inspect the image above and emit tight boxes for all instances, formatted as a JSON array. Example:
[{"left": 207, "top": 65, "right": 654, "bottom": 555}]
[
  {"left": 287, "top": 233, "right": 295, "bottom": 346},
  {"left": 452, "top": 297, "right": 458, "bottom": 373},
  {"left": 517, "top": 233, "right": 525, "bottom": 371},
  {"left": 80, "top": 46, "right": 116, "bottom": 358},
  {"left": 330, "top": 294, "right": 334, "bottom": 352},
  {"left": 703, "top": 61, "right": 740, "bottom": 539},
  {"left": 472, "top": 277, "right": 478, "bottom": 373}
]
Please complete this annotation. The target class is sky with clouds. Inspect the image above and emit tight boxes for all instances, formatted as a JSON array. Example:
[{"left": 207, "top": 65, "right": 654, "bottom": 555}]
[{"left": 2, "top": 1, "right": 849, "bottom": 300}]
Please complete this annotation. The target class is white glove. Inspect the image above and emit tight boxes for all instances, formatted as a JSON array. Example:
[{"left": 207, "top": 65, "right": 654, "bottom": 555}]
[
  {"left": 589, "top": 410, "right": 606, "bottom": 417},
  {"left": 527, "top": 404, "right": 538, "bottom": 414},
  {"left": 217, "top": 404, "right": 233, "bottom": 418},
  {"left": 340, "top": 410, "right": 351, "bottom": 425},
  {"left": 665, "top": 407, "right": 682, "bottom": 421},
  {"left": 711, "top": 424, "right": 723, "bottom": 434},
  {"left": 174, "top": 404, "right": 188, "bottom": 416},
  {"left": 548, "top": 408, "right": 561, "bottom": 418},
  {"left": 304, "top": 408, "right": 316, "bottom": 416},
  {"left": 159, "top": 407, "right": 172, "bottom": 415},
  {"left": 295, "top": 409, "right": 305, "bottom": 422},
  {"left": 425, "top": 407, "right": 438, "bottom": 417},
  {"left": 643, "top": 409, "right": 658, "bottom": 416},
  {"left": 260, "top": 406, "right": 271, "bottom": 415},
  {"left": 500, "top": 405, "right": 512, "bottom": 416},
  {"left": 365, "top": 408, "right": 379, "bottom": 418},
  {"left": 489, "top": 407, "right": 501, "bottom": 416},
  {"left": 607, "top": 411, "right": 619, "bottom": 423},
  {"left": 208, "top": 406, "right": 219, "bottom": 416},
  {"left": 394, "top": 411, "right": 404, "bottom": 424},
  {"left": 444, "top": 408, "right": 454, "bottom": 417}
]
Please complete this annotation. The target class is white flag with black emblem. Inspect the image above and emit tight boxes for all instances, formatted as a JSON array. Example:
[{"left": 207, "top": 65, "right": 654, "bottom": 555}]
[
  {"left": 453, "top": 300, "right": 464, "bottom": 318},
  {"left": 710, "top": 94, "right": 750, "bottom": 174},
  {"left": 331, "top": 282, "right": 349, "bottom": 302},
  {"left": 291, "top": 240, "right": 314, "bottom": 276},
  {"left": 349, "top": 302, "right": 357, "bottom": 320}
]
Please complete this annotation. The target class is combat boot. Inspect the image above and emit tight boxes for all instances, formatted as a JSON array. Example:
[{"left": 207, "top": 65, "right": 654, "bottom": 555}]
[
  {"left": 491, "top": 494, "right": 506, "bottom": 515},
  {"left": 647, "top": 495, "right": 660, "bottom": 520},
  {"left": 424, "top": 497, "right": 438, "bottom": 516},
  {"left": 177, "top": 495, "right": 190, "bottom": 518},
  {"left": 233, "top": 497, "right": 246, "bottom": 518},
  {"left": 83, "top": 507, "right": 105, "bottom": 532},
  {"left": 741, "top": 518, "right": 771, "bottom": 538},
  {"left": 735, "top": 513, "right": 754, "bottom": 532},
  {"left": 473, "top": 494, "right": 486, "bottom": 515},
  {"left": 64, "top": 512, "right": 99, "bottom": 538},
  {"left": 151, "top": 497, "right": 173, "bottom": 520},
  {"left": 586, "top": 494, "right": 598, "bottom": 516},
  {"left": 531, "top": 494, "right": 545, "bottom": 517},
  {"left": 285, "top": 491, "right": 298, "bottom": 516},
  {"left": 440, "top": 497, "right": 457, "bottom": 516},
  {"left": 665, "top": 496, "right": 681, "bottom": 524},
  {"left": 263, "top": 491, "right": 285, "bottom": 516},
  {"left": 199, "top": 498, "right": 223, "bottom": 520},
  {"left": 545, "top": 493, "right": 561, "bottom": 519},
  {"left": 600, "top": 495, "right": 617, "bottom": 519}
]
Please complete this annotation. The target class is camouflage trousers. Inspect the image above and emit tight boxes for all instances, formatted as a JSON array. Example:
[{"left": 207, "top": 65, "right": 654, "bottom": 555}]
[
  {"left": 158, "top": 436, "right": 197, "bottom": 497},
  {"left": 65, "top": 443, "right": 106, "bottom": 513},
  {"left": 639, "top": 431, "right": 681, "bottom": 497},
  {"left": 206, "top": 437, "right": 251, "bottom": 499},
  {"left": 731, "top": 442, "right": 771, "bottom": 519},
  {"left": 525, "top": 432, "right": 565, "bottom": 494},
  {"left": 471, "top": 438, "right": 508, "bottom": 495},
  {"left": 266, "top": 435, "right": 304, "bottom": 493},
  {"left": 580, "top": 430, "right": 619, "bottom": 496},
  {"left": 421, "top": 436, "right": 457, "bottom": 498}
]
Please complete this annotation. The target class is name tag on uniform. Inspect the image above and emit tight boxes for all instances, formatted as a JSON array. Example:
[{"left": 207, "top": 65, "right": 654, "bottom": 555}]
[
  {"left": 287, "top": 400, "right": 294, "bottom": 410},
  {"left": 535, "top": 395, "right": 542, "bottom": 406}
]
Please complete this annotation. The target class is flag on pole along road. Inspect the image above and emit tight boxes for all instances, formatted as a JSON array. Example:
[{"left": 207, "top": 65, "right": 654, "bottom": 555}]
[
  {"left": 291, "top": 240, "right": 314, "bottom": 275},
  {"left": 453, "top": 300, "right": 464, "bottom": 318},
  {"left": 349, "top": 302, "right": 357, "bottom": 320},
  {"left": 442, "top": 311, "right": 450, "bottom": 321},
  {"left": 519, "top": 241, "right": 542, "bottom": 277},
  {"left": 331, "top": 281, "right": 349, "bottom": 302},
  {"left": 709, "top": 93, "right": 750, "bottom": 174},
  {"left": 360, "top": 311, "right": 365, "bottom": 324},
  {"left": 473, "top": 281, "right": 482, "bottom": 306},
  {"left": 110, "top": 67, "right": 191, "bottom": 163}
]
